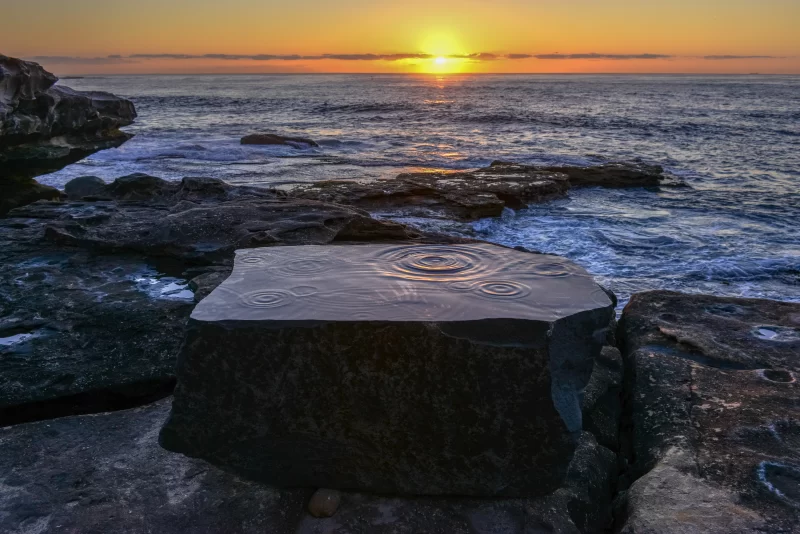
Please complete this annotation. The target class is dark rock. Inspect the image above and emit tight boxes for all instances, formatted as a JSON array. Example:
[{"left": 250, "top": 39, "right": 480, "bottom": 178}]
[
  {"left": 0, "top": 399, "right": 618, "bottom": 534},
  {"left": 582, "top": 346, "right": 624, "bottom": 451},
  {"left": 287, "top": 162, "right": 673, "bottom": 221},
  {"left": 0, "top": 400, "right": 309, "bottom": 534},
  {"left": 64, "top": 175, "right": 106, "bottom": 199},
  {"left": 0, "top": 55, "right": 58, "bottom": 106},
  {"left": 307, "top": 489, "right": 342, "bottom": 518},
  {"left": 538, "top": 161, "right": 667, "bottom": 188},
  {"left": 0, "top": 242, "right": 193, "bottom": 426},
  {"left": 9, "top": 175, "right": 417, "bottom": 264},
  {"left": 616, "top": 291, "right": 800, "bottom": 532},
  {"left": 286, "top": 165, "right": 571, "bottom": 220},
  {"left": 0, "top": 175, "right": 62, "bottom": 216},
  {"left": 241, "top": 133, "right": 319, "bottom": 147},
  {"left": 160, "top": 244, "right": 614, "bottom": 497},
  {"left": 1, "top": 55, "right": 136, "bottom": 212}
]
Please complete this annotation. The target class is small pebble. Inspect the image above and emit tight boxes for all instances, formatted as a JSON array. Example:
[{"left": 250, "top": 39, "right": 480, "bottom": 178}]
[{"left": 308, "top": 488, "right": 342, "bottom": 518}]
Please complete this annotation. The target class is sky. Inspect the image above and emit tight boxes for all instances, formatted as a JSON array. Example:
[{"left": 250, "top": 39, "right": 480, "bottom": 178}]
[{"left": 2, "top": 0, "right": 799, "bottom": 74}]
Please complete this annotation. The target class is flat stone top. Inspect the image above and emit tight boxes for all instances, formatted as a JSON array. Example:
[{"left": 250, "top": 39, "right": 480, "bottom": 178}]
[{"left": 193, "top": 244, "right": 612, "bottom": 323}]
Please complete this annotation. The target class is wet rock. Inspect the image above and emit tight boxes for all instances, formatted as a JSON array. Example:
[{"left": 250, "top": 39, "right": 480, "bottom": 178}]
[
  {"left": 64, "top": 175, "right": 106, "bottom": 199},
  {"left": 287, "top": 165, "right": 570, "bottom": 220},
  {"left": 617, "top": 291, "right": 800, "bottom": 532},
  {"left": 241, "top": 133, "right": 319, "bottom": 147},
  {"left": 0, "top": 399, "right": 618, "bottom": 534},
  {"left": 287, "top": 162, "right": 673, "bottom": 221},
  {"left": 307, "top": 489, "right": 342, "bottom": 518},
  {"left": 160, "top": 244, "right": 614, "bottom": 497},
  {"left": 0, "top": 241, "right": 193, "bottom": 426},
  {"left": 0, "top": 400, "right": 309, "bottom": 534}
]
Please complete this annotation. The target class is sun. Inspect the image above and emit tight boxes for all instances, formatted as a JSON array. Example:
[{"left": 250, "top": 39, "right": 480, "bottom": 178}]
[{"left": 435, "top": 56, "right": 447, "bottom": 65}]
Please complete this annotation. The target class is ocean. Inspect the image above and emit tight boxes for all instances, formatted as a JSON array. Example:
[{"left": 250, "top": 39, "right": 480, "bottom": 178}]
[{"left": 37, "top": 74, "right": 800, "bottom": 306}]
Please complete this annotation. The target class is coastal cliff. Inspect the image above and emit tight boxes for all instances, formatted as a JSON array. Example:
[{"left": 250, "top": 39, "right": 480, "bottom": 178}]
[{"left": 0, "top": 55, "right": 136, "bottom": 214}]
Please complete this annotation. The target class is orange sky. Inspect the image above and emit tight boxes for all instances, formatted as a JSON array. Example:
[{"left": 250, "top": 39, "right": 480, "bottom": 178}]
[{"left": 2, "top": 0, "right": 798, "bottom": 74}]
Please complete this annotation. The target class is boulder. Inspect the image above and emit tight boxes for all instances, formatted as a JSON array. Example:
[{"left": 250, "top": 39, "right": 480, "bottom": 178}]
[
  {"left": 616, "top": 291, "right": 800, "bottom": 532},
  {"left": 0, "top": 398, "right": 619, "bottom": 534},
  {"left": 160, "top": 243, "right": 614, "bottom": 497},
  {"left": 0, "top": 175, "right": 62, "bottom": 216},
  {"left": 241, "top": 133, "right": 319, "bottom": 147},
  {"left": 64, "top": 175, "right": 106, "bottom": 199}
]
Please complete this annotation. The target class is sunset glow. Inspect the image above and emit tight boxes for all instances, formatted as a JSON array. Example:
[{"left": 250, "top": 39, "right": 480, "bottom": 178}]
[{"left": 2, "top": 0, "right": 798, "bottom": 74}]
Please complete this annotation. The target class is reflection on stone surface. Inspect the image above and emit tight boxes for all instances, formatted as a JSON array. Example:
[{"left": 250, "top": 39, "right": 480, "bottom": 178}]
[{"left": 194, "top": 243, "right": 609, "bottom": 323}]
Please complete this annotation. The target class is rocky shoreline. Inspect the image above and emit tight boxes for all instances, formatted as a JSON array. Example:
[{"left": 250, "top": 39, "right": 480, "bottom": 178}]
[{"left": 1, "top": 57, "right": 798, "bottom": 533}]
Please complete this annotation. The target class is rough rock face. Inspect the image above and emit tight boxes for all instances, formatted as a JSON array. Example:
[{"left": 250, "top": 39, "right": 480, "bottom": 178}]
[
  {"left": 616, "top": 291, "right": 800, "bottom": 533},
  {"left": 241, "top": 133, "right": 319, "bottom": 147},
  {"left": 0, "top": 175, "right": 429, "bottom": 426},
  {"left": 0, "top": 397, "right": 620, "bottom": 533},
  {"left": 285, "top": 161, "right": 673, "bottom": 221},
  {"left": 0, "top": 55, "right": 136, "bottom": 214},
  {"left": 160, "top": 244, "right": 614, "bottom": 497}
]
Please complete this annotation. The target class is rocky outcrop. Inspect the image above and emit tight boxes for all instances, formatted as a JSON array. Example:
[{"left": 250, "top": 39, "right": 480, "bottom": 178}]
[
  {"left": 160, "top": 244, "right": 615, "bottom": 497},
  {"left": 286, "top": 165, "right": 571, "bottom": 220},
  {"left": 285, "top": 161, "right": 675, "bottom": 221},
  {"left": 616, "top": 291, "right": 800, "bottom": 533},
  {"left": 241, "top": 133, "right": 318, "bottom": 147},
  {"left": 14, "top": 175, "right": 418, "bottom": 264},
  {"left": 0, "top": 55, "right": 136, "bottom": 214},
  {"left": 537, "top": 161, "right": 668, "bottom": 188}
]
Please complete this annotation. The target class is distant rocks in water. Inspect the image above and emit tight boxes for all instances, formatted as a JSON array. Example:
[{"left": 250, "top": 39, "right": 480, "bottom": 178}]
[
  {"left": 285, "top": 161, "right": 675, "bottom": 221},
  {"left": 0, "top": 55, "right": 136, "bottom": 214},
  {"left": 160, "top": 244, "right": 614, "bottom": 497},
  {"left": 241, "top": 133, "right": 319, "bottom": 148},
  {"left": 616, "top": 291, "right": 800, "bottom": 533}
]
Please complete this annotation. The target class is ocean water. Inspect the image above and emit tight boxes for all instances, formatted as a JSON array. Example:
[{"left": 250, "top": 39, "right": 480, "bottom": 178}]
[{"left": 38, "top": 74, "right": 800, "bottom": 306}]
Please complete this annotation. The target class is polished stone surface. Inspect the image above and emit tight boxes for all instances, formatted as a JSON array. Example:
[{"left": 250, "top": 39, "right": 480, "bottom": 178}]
[{"left": 193, "top": 244, "right": 612, "bottom": 323}]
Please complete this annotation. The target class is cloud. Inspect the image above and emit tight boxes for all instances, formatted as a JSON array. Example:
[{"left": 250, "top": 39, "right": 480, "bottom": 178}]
[
  {"left": 128, "top": 53, "right": 434, "bottom": 62},
  {"left": 703, "top": 55, "right": 780, "bottom": 60},
  {"left": 533, "top": 53, "right": 673, "bottom": 60},
  {"left": 27, "top": 55, "right": 136, "bottom": 64},
  {"left": 27, "top": 52, "right": 791, "bottom": 66}
]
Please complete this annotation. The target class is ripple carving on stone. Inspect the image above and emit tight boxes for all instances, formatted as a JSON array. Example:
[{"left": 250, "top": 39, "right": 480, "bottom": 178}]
[
  {"left": 240, "top": 289, "right": 296, "bottom": 309},
  {"left": 194, "top": 244, "right": 611, "bottom": 323},
  {"left": 377, "top": 245, "right": 492, "bottom": 282},
  {"left": 476, "top": 280, "right": 531, "bottom": 299}
]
